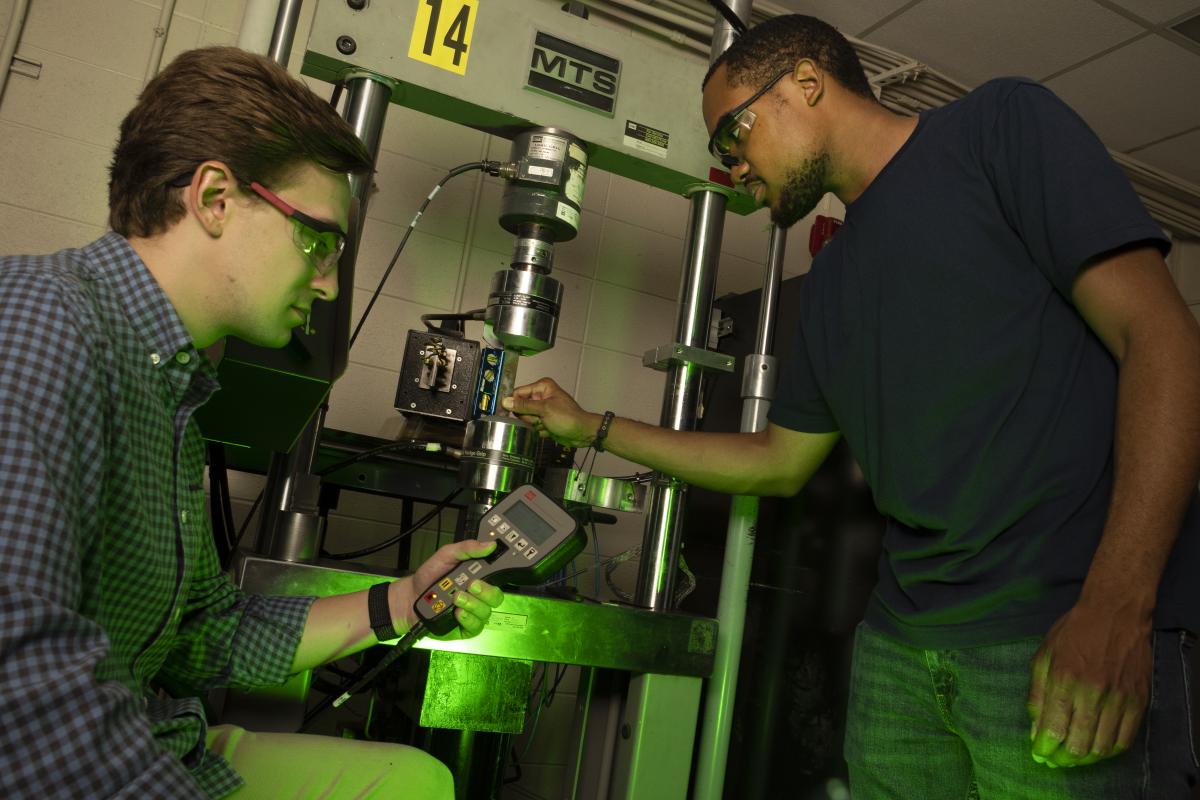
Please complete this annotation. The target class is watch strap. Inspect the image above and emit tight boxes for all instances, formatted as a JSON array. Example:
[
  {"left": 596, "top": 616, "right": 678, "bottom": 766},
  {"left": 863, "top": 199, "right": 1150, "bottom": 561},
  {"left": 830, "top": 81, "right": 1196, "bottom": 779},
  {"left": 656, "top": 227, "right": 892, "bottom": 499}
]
[{"left": 368, "top": 581, "right": 399, "bottom": 642}]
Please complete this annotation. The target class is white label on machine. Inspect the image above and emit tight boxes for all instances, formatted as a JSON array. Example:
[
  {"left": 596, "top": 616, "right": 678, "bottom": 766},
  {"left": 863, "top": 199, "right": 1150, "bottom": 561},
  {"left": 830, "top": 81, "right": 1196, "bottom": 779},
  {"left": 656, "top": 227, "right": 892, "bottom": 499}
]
[
  {"left": 486, "top": 611, "right": 528, "bottom": 631},
  {"left": 527, "top": 134, "right": 566, "bottom": 162},
  {"left": 565, "top": 163, "right": 586, "bottom": 206},
  {"left": 555, "top": 201, "right": 580, "bottom": 228},
  {"left": 527, "top": 165, "right": 555, "bottom": 178},
  {"left": 623, "top": 120, "right": 669, "bottom": 159}
]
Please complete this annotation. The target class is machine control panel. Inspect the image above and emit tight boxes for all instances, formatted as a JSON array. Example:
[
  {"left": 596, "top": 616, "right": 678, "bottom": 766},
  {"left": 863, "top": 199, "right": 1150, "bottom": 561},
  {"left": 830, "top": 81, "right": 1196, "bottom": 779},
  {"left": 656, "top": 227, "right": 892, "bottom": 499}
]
[{"left": 414, "top": 484, "right": 585, "bottom": 634}]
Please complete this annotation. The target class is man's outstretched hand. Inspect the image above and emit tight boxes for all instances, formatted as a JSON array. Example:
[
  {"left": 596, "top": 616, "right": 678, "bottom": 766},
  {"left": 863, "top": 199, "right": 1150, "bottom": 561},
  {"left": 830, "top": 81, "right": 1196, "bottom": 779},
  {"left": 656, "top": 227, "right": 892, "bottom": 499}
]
[{"left": 502, "top": 377, "right": 600, "bottom": 447}]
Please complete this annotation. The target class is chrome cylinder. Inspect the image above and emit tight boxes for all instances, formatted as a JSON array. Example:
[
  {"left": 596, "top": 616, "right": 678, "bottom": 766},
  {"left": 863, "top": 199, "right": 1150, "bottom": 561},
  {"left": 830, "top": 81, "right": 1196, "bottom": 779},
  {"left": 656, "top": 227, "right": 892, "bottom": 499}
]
[
  {"left": 267, "top": 0, "right": 305, "bottom": 67},
  {"left": 635, "top": 191, "right": 727, "bottom": 610},
  {"left": 485, "top": 268, "right": 563, "bottom": 355},
  {"left": 458, "top": 416, "right": 537, "bottom": 494},
  {"left": 740, "top": 225, "right": 786, "bottom": 432},
  {"left": 511, "top": 228, "right": 555, "bottom": 273}
]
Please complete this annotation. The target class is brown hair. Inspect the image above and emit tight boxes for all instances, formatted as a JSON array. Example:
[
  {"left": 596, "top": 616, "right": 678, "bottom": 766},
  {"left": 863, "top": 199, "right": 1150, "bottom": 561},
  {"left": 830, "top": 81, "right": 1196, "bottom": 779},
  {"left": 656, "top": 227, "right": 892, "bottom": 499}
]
[
  {"left": 108, "top": 46, "right": 373, "bottom": 237},
  {"left": 704, "top": 15, "right": 875, "bottom": 103}
]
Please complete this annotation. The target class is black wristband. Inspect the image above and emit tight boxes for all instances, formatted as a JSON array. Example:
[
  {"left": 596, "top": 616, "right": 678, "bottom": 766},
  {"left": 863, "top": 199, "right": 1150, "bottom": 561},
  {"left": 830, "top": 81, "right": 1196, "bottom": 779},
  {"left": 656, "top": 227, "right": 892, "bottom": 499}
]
[
  {"left": 594, "top": 410, "right": 615, "bottom": 452},
  {"left": 367, "top": 581, "right": 399, "bottom": 642}
]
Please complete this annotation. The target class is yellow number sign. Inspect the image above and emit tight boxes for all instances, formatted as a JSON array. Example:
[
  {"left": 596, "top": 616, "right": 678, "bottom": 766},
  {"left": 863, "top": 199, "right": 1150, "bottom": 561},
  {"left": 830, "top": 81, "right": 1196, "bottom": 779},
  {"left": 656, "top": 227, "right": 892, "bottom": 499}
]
[{"left": 407, "top": 0, "right": 477, "bottom": 76}]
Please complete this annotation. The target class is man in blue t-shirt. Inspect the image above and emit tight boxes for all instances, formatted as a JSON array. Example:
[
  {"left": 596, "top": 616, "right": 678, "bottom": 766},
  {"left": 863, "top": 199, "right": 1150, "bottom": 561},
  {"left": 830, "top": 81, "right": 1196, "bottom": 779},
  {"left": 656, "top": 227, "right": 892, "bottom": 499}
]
[{"left": 505, "top": 13, "right": 1200, "bottom": 799}]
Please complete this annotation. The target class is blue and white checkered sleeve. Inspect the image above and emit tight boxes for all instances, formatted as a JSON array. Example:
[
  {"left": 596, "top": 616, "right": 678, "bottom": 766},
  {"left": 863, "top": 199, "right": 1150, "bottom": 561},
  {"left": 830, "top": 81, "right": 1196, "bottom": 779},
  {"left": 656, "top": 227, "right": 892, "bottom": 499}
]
[
  {"left": 0, "top": 270, "right": 206, "bottom": 799},
  {"left": 161, "top": 507, "right": 316, "bottom": 691}
]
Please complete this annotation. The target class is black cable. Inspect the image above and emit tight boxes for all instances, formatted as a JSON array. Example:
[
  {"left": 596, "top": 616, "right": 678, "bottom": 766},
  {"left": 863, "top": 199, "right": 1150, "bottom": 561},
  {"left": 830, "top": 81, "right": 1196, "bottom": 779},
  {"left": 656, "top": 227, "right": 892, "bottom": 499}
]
[
  {"left": 349, "top": 161, "right": 496, "bottom": 350},
  {"left": 207, "top": 443, "right": 237, "bottom": 568},
  {"left": 314, "top": 439, "right": 430, "bottom": 477},
  {"left": 543, "top": 662, "right": 568, "bottom": 707},
  {"left": 421, "top": 310, "right": 485, "bottom": 326},
  {"left": 504, "top": 745, "right": 524, "bottom": 784},
  {"left": 420, "top": 309, "right": 486, "bottom": 339},
  {"left": 543, "top": 550, "right": 627, "bottom": 588},
  {"left": 232, "top": 488, "right": 264, "bottom": 552},
  {"left": 301, "top": 621, "right": 428, "bottom": 728},
  {"left": 706, "top": 0, "right": 747, "bottom": 35},
  {"left": 323, "top": 487, "right": 463, "bottom": 561}
]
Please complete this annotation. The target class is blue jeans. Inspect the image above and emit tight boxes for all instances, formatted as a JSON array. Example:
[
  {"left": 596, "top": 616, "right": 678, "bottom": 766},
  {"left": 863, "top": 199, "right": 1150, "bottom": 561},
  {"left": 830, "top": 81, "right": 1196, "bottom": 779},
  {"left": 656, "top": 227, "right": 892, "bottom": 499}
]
[{"left": 844, "top": 622, "right": 1198, "bottom": 799}]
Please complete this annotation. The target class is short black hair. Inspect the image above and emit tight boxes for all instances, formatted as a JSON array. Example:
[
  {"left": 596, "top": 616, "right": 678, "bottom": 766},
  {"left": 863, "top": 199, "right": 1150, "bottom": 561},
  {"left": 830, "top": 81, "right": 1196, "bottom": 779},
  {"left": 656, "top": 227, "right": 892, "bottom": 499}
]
[{"left": 703, "top": 15, "right": 874, "bottom": 102}]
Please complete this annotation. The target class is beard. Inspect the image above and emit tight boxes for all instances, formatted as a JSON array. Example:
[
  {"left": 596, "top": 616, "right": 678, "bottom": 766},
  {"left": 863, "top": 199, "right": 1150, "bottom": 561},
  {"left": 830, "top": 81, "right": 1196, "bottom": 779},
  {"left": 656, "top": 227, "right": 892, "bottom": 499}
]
[{"left": 770, "top": 151, "right": 831, "bottom": 228}]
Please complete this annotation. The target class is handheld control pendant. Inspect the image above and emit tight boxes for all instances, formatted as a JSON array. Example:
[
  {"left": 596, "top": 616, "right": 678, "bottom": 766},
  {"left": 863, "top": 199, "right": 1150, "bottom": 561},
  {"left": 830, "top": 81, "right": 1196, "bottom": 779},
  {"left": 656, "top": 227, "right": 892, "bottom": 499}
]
[
  {"left": 325, "top": 485, "right": 585, "bottom": 712},
  {"left": 413, "top": 484, "right": 585, "bottom": 634}
]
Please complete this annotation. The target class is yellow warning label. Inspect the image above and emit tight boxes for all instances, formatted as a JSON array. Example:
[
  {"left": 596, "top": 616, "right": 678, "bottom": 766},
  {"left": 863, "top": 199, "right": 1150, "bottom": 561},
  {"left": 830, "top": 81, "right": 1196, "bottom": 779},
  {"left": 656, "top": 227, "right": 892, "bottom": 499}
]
[{"left": 407, "top": 0, "right": 477, "bottom": 76}]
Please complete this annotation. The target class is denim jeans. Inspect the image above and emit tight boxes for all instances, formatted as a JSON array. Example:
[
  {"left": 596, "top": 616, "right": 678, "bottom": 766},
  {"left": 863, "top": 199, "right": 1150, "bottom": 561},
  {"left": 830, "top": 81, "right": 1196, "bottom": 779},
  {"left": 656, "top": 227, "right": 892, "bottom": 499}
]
[{"left": 844, "top": 622, "right": 1198, "bottom": 799}]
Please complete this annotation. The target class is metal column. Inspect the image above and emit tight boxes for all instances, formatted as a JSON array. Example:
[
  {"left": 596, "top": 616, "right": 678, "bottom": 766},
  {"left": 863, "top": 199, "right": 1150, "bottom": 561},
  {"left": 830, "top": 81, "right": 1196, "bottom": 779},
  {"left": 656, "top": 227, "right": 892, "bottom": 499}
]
[
  {"left": 267, "top": 0, "right": 306, "bottom": 67},
  {"left": 634, "top": 189, "right": 729, "bottom": 610},
  {"left": 613, "top": 5, "right": 755, "bottom": 798},
  {"left": 693, "top": 224, "right": 786, "bottom": 800}
]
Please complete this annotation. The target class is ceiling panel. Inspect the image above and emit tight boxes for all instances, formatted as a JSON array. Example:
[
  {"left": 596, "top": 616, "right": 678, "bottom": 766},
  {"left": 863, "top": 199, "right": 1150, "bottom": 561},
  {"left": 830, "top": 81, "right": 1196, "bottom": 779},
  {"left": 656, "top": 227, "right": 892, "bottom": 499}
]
[
  {"left": 751, "top": 0, "right": 1199, "bottom": 203},
  {"left": 766, "top": 0, "right": 916, "bottom": 37},
  {"left": 865, "top": 0, "right": 1144, "bottom": 87},
  {"left": 1128, "top": 127, "right": 1200, "bottom": 185},
  {"left": 1102, "top": 0, "right": 1200, "bottom": 24},
  {"left": 1045, "top": 33, "right": 1200, "bottom": 151}
]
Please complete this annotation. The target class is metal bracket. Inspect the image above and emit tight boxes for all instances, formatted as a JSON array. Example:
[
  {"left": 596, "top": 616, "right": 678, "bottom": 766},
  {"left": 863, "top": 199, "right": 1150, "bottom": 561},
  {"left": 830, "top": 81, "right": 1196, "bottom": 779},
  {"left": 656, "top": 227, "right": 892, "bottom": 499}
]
[
  {"left": 642, "top": 343, "right": 735, "bottom": 374},
  {"left": 707, "top": 308, "right": 731, "bottom": 349},
  {"left": 740, "top": 353, "right": 777, "bottom": 401},
  {"left": 542, "top": 467, "right": 647, "bottom": 512},
  {"left": 9, "top": 55, "right": 41, "bottom": 80}
]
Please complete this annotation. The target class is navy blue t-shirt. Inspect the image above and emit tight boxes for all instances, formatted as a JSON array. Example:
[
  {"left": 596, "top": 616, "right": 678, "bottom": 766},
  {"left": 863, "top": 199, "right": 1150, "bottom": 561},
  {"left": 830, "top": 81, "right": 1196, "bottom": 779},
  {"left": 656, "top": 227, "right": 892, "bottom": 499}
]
[{"left": 770, "top": 77, "right": 1199, "bottom": 648}]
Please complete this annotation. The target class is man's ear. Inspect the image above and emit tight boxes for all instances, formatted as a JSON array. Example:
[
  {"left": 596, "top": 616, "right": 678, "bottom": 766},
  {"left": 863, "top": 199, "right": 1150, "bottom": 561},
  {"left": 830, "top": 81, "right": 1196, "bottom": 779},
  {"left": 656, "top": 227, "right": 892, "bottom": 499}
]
[
  {"left": 794, "top": 58, "right": 824, "bottom": 107},
  {"left": 185, "top": 161, "right": 238, "bottom": 239}
]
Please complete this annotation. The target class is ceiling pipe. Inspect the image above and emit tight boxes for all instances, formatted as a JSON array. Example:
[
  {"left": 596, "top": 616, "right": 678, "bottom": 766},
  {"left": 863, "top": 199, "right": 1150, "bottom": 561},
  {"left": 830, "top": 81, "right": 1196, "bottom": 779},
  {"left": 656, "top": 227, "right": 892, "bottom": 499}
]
[{"left": 142, "top": 0, "right": 179, "bottom": 86}]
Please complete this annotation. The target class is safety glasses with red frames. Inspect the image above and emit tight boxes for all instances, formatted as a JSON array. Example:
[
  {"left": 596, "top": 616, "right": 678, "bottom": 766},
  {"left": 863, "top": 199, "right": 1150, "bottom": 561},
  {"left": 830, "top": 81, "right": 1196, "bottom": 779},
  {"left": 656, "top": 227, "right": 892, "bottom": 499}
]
[
  {"left": 168, "top": 169, "right": 347, "bottom": 276},
  {"left": 244, "top": 181, "right": 346, "bottom": 277},
  {"left": 708, "top": 68, "right": 792, "bottom": 168}
]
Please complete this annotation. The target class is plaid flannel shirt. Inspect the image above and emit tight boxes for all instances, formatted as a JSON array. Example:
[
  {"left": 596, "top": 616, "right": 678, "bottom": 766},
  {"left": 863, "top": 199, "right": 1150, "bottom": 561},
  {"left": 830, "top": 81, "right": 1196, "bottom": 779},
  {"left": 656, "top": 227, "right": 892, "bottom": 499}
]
[{"left": 0, "top": 233, "right": 316, "bottom": 798}]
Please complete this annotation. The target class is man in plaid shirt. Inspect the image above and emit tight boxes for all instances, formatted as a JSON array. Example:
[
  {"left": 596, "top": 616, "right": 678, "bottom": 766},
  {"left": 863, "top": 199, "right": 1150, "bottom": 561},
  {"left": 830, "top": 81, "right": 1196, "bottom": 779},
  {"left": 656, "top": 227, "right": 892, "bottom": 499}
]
[{"left": 0, "top": 47, "right": 501, "bottom": 798}]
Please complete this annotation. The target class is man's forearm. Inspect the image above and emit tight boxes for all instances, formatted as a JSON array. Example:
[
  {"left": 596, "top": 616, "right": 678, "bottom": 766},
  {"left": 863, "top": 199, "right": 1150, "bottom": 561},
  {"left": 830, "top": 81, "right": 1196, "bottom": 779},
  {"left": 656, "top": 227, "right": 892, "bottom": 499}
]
[
  {"left": 288, "top": 580, "right": 410, "bottom": 673},
  {"left": 1079, "top": 324, "right": 1200, "bottom": 614},
  {"left": 594, "top": 416, "right": 838, "bottom": 497}
]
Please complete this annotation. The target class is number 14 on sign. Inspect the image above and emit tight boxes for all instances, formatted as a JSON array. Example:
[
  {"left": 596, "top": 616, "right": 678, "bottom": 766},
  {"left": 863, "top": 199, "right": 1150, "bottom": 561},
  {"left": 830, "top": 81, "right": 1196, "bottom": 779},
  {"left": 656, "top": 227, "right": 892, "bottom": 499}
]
[{"left": 407, "top": 0, "right": 477, "bottom": 75}]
